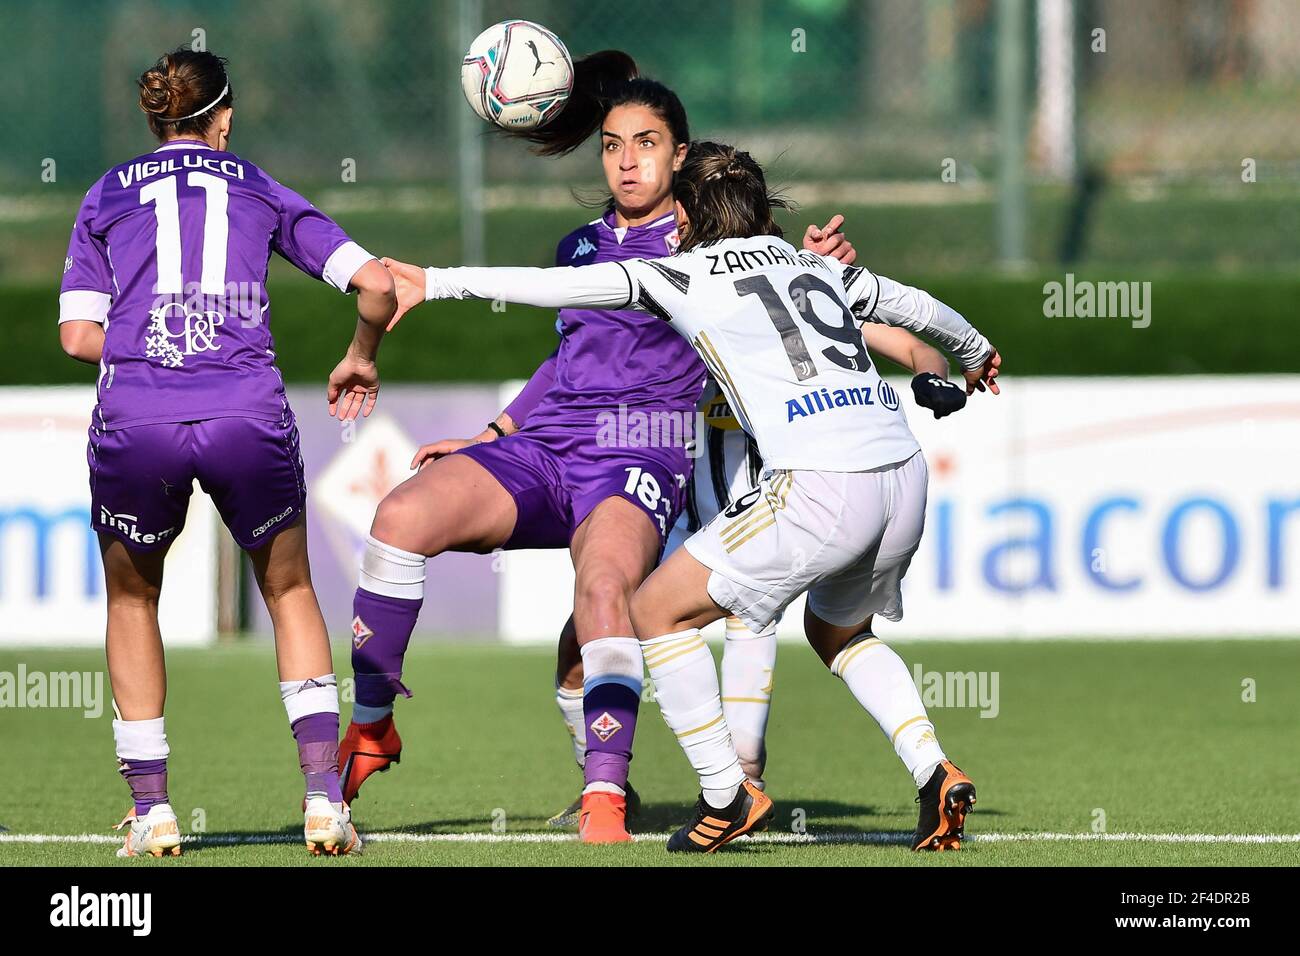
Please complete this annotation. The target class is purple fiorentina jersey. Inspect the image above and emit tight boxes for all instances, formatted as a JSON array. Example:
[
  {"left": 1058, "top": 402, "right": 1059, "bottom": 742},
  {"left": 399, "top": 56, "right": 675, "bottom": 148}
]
[
  {"left": 59, "top": 139, "right": 373, "bottom": 430},
  {"left": 521, "top": 210, "right": 706, "bottom": 430}
]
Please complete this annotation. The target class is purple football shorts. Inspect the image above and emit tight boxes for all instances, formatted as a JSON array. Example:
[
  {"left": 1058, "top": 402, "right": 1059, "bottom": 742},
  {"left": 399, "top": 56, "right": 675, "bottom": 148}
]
[
  {"left": 88, "top": 414, "right": 306, "bottom": 552},
  {"left": 457, "top": 422, "right": 691, "bottom": 551}
]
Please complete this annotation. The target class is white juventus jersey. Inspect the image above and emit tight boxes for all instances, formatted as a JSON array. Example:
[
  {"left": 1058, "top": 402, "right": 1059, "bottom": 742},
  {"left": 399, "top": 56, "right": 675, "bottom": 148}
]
[{"left": 423, "top": 234, "right": 992, "bottom": 472}]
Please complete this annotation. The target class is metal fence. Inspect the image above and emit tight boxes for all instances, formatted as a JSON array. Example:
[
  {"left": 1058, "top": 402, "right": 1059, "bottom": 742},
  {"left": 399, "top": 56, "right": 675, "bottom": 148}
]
[{"left": 3, "top": 0, "right": 1298, "bottom": 274}]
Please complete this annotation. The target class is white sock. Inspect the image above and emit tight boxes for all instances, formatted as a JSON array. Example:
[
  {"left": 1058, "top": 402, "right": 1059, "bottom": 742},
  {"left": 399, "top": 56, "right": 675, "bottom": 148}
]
[
  {"left": 358, "top": 534, "right": 426, "bottom": 599},
  {"left": 112, "top": 713, "right": 168, "bottom": 761},
  {"left": 642, "top": 629, "right": 745, "bottom": 808},
  {"left": 830, "top": 634, "right": 945, "bottom": 788},
  {"left": 555, "top": 683, "right": 586, "bottom": 768},
  {"left": 720, "top": 617, "right": 777, "bottom": 784},
  {"left": 280, "top": 674, "right": 339, "bottom": 723}
]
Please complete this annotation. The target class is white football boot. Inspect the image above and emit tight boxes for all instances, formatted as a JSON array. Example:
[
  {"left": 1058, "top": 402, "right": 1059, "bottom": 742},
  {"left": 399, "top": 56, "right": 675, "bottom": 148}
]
[
  {"left": 304, "top": 795, "right": 362, "bottom": 856},
  {"left": 113, "top": 803, "right": 183, "bottom": 858}
]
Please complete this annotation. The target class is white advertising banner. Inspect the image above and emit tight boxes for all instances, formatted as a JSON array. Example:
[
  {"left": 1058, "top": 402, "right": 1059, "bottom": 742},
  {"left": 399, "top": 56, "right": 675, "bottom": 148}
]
[
  {"left": 0, "top": 387, "right": 218, "bottom": 647},
  {"left": 499, "top": 376, "right": 1300, "bottom": 642}
]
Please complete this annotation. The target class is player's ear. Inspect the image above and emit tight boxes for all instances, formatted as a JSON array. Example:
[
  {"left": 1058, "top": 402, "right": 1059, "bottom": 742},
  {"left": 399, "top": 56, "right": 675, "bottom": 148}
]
[
  {"left": 671, "top": 140, "right": 687, "bottom": 172},
  {"left": 214, "top": 106, "right": 233, "bottom": 149},
  {"left": 673, "top": 199, "right": 689, "bottom": 235}
]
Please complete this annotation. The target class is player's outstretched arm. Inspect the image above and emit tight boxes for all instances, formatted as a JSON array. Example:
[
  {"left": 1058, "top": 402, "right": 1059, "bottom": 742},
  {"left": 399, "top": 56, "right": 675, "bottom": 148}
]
[
  {"left": 384, "top": 259, "right": 636, "bottom": 315},
  {"left": 866, "top": 273, "right": 1001, "bottom": 396}
]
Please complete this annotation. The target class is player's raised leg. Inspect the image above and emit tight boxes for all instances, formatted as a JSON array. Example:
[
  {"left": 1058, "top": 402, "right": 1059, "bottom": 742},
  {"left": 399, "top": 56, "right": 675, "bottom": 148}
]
[
  {"left": 341, "top": 454, "right": 517, "bottom": 802},
  {"left": 629, "top": 548, "right": 773, "bottom": 853},
  {"left": 720, "top": 616, "right": 777, "bottom": 788},
  {"left": 101, "top": 536, "right": 183, "bottom": 859},
  {"left": 568, "top": 496, "right": 661, "bottom": 843},
  {"left": 805, "top": 611, "right": 975, "bottom": 851},
  {"left": 803, "top": 452, "right": 975, "bottom": 851}
]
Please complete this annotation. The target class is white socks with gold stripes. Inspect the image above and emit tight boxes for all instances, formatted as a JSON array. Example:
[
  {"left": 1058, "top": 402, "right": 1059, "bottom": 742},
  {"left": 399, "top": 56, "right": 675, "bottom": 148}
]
[
  {"left": 720, "top": 617, "right": 777, "bottom": 786},
  {"left": 830, "top": 633, "right": 946, "bottom": 788},
  {"left": 642, "top": 629, "right": 746, "bottom": 808}
]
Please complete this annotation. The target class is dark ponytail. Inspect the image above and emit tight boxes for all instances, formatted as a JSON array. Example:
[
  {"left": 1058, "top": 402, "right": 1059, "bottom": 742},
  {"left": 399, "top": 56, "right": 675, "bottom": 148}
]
[
  {"left": 507, "top": 49, "right": 689, "bottom": 156},
  {"left": 138, "top": 48, "right": 233, "bottom": 140}
]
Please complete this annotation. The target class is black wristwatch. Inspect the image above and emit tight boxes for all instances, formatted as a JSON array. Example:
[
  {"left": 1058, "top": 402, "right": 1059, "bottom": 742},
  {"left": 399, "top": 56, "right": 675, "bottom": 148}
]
[{"left": 486, "top": 421, "right": 506, "bottom": 439}]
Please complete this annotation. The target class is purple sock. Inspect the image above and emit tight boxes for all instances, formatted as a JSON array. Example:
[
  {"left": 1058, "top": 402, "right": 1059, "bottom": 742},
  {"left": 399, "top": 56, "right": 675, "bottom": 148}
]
[
  {"left": 120, "top": 758, "right": 169, "bottom": 816},
  {"left": 583, "top": 680, "right": 640, "bottom": 792},
  {"left": 352, "top": 588, "right": 421, "bottom": 709},
  {"left": 292, "top": 712, "right": 344, "bottom": 803}
]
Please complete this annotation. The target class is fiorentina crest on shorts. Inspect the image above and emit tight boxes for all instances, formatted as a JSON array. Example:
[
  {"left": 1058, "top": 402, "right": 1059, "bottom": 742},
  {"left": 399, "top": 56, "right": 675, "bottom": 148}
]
[
  {"left": 351, "top": 615, "right": 374, "bottom": 650},
  {"left": 589, "top": 711, "right": 623, "bottom": 742}
]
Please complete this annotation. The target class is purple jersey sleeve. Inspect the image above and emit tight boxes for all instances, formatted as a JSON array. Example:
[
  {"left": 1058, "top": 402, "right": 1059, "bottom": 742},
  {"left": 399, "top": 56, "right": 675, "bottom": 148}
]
[
  {"left": 504, "top": 350, "right": 559, "bottom": 426},
  {"left": 265, "top": 177, "right": 374, "bottom": 292},
  {"left": 499, "top": 233, "right": 573, "bottom": 425},
  {"left": 58, "top": 177, "right": 113, "bottom": 324}
]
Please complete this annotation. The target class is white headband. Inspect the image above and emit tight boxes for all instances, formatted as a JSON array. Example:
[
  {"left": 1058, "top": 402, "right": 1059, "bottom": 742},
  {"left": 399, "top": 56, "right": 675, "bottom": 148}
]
[{"left": 161, "top": 81, "right": 229, "bottom": 123}]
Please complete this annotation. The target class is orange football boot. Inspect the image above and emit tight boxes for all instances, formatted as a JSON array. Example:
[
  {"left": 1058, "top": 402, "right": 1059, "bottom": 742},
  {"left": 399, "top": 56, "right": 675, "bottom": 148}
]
[
  {"left": 577, "top": 791, "right": 633, "bottom": 844},
  {"left": 339, "top": 713, "right": 402, "bottom": 804},
  {"left": 912, "top": 760, "right": 977, "bottom": 851}
]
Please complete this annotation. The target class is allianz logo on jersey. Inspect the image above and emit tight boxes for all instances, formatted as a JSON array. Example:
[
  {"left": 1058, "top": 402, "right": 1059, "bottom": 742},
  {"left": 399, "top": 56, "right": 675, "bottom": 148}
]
[{"left": 785, "top": 379, "right": 900, "bottom": 423}]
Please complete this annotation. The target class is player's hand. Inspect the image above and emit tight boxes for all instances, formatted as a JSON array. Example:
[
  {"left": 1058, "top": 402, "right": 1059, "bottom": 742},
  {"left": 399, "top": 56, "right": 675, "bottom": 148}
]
[
  {"left": 380, "top": 257, "right": 428, "bottom": 332},
  {"left": 803, "top": 214, "right": 857, "bottom": 265},
  {"left": 409, "top": 426, "right": 499, "bottom": 470},
  {"left": 327, "top": 353, "right": 380, "bottom": 420},
  {"left": 962, "top": 347, "right": 1002, "bottom": 396},
  {"left": 910, "top": 372, "right": 968, "bottom": 419}
]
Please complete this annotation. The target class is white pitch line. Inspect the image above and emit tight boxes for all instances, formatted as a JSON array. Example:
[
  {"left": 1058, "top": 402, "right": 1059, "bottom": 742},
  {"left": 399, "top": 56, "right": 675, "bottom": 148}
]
[{"left": 2, "top": 831, "right": 1298, "bottom": 847}]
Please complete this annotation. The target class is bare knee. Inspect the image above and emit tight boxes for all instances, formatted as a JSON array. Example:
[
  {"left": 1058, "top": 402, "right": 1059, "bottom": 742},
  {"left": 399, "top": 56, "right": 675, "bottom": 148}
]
[
  {"left": 258, "top": 563, "right": 314, "bottom": 612},
  {"left": 576, "top": 570, "right": 634, "bottom": 634}
]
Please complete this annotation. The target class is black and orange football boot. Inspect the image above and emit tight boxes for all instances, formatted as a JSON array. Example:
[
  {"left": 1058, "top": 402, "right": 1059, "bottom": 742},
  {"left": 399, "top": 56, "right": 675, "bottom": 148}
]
[
  {"left": 339, "top": 713, "right": 402, "bottom": 805},
  {"left": 912, "top": 760, "right": 977, "bottom": 851},
  {"left": 667, "top": 780, "right": 774, "bottom": 853}
]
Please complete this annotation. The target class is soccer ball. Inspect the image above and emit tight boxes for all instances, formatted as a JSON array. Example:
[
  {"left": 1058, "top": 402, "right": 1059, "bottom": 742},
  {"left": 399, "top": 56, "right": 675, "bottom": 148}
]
[{"left": 460, "top": 20, "right": 573, "bottom": 130}]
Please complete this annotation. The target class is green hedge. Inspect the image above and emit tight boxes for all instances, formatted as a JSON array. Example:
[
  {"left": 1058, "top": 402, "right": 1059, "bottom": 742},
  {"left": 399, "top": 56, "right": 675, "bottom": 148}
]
[{"left": 14, "top": 272, "right": 1298, "bottom": 387}]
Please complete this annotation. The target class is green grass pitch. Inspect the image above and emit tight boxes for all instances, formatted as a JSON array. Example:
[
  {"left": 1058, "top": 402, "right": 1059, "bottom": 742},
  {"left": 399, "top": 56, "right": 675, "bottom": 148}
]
[{"left": 2, "top": 639, "right": 1296, "bottom": 866}]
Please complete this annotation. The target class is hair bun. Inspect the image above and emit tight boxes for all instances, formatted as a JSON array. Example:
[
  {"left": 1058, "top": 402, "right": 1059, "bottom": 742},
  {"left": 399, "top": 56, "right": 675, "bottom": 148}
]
[
  {"left": 724, "top": 161, "right": 749, "bottom": 181},
  {"left": 139, "top": 68, "right": 178, "bottom": 117}
]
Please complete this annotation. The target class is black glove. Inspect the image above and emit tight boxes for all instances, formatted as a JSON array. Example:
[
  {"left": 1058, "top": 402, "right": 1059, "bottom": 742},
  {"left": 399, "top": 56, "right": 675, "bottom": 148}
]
[{"left": 910, "top": 372, "right": 967, "bottom": 419}]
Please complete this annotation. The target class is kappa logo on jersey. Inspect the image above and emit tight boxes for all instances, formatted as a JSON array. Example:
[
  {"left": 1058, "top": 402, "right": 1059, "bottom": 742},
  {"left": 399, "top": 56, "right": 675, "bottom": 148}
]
[
  {"left": 571, "top": 237, "right": 596, "bottom": 259},
  {"left": 63, "top": 255, "right": 74, "bottom": 274},
  {"left": 98, "top": 507, "right": 176, "bottom": 546},
  {"left": 589, "top": 711, "right": 623, "bottom": 742},
  {"left": 145, "top": 302, "right": 224, "bottom": 368},
  {"left": 351, "top": 615, "right": 374, "bottom": 650}
]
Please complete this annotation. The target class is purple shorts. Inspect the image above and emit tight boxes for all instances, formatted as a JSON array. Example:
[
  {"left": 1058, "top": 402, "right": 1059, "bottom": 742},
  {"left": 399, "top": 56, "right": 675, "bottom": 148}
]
[
  {"left": 88, "top": 414, "right": 306, "bottom": 552},
  {"left": 458, "top": 423, "right": 691, "bottom": 550}
]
